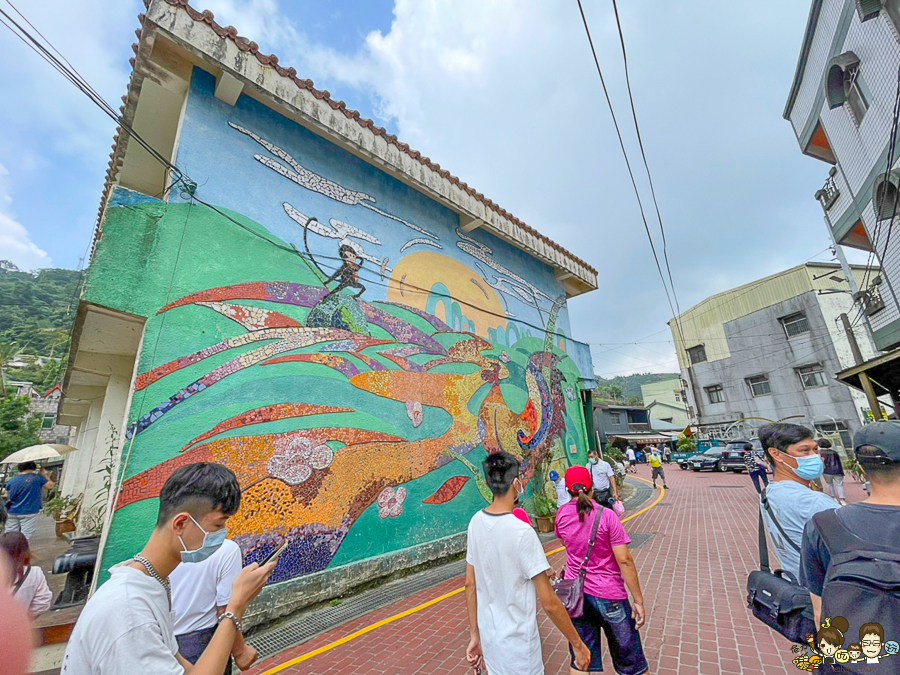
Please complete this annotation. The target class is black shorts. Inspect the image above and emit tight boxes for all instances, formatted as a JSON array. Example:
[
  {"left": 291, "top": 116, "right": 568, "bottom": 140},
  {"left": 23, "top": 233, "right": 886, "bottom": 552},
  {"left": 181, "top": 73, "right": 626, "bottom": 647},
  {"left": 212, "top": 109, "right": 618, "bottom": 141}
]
[{"left": 651, "top": 466, "right": 665, "bottom": 479}]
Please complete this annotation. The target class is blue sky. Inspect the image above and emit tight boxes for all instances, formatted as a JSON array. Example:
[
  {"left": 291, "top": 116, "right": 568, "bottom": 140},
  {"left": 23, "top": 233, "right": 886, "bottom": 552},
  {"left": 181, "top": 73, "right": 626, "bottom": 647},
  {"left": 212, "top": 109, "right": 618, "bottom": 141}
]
[{"left": 0, "top": 0, "right": 858, "bottom": 376}]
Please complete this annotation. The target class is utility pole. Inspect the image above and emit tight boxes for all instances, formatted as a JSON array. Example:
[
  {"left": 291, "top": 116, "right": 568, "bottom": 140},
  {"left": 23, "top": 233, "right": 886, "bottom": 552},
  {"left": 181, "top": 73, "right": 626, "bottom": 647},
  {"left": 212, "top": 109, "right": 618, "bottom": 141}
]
[{"left": 839, "top": 312, "right": 882, "bottom": 416}]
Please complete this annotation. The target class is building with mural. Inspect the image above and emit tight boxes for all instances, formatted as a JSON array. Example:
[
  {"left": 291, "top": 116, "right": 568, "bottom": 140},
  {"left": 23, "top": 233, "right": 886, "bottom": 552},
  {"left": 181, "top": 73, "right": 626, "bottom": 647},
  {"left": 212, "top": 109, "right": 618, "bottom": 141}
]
[{"left": 57, "top": 0, "right": 598, "bottom": 623}]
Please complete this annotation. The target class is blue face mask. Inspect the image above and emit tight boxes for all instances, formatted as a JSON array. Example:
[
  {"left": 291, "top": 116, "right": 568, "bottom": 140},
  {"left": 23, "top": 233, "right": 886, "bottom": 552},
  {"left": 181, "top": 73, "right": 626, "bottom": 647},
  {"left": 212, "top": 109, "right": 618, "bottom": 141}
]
[
  {"left": 180, "top": 515, "right": 227, "bottom": 563},
  {"left": 781, "top": 451, "right": 824, "bottom": 481}
]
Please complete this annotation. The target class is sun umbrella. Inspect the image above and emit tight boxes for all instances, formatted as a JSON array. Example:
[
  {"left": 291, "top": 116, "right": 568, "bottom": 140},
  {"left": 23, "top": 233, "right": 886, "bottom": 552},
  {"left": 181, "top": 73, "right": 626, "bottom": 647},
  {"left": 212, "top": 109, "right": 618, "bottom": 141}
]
[{"left": 1, "top": 444, "right": 78, "bottom": 464}]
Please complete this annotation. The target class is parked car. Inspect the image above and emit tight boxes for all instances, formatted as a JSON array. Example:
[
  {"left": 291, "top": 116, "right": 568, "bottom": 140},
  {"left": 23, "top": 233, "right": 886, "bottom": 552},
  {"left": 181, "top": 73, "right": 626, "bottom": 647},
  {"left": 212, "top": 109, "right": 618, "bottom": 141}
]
[
  {"left": 688, "top": 447, "right": 735, "bottom": 472},
  {"left": 677, "top": 452, "right": 703, "bottom": 470}
]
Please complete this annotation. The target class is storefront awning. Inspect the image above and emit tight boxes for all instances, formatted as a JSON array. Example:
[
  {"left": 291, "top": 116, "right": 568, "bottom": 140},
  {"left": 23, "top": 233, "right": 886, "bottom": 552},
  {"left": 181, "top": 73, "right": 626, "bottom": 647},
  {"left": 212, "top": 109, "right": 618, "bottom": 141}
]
[
  {"left": 836, "top": 349, "right": 900, "bottom": 398},
  {"left": 608, "top": 433, "right": 675, "bottom": 444}
]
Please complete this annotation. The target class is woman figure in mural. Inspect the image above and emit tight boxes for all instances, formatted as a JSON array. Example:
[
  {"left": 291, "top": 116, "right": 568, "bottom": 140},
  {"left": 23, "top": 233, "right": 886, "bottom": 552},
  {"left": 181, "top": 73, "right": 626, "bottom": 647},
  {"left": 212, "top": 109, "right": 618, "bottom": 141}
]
[{"left": 323, "top": 241, "right": 366, "bottom": 299}]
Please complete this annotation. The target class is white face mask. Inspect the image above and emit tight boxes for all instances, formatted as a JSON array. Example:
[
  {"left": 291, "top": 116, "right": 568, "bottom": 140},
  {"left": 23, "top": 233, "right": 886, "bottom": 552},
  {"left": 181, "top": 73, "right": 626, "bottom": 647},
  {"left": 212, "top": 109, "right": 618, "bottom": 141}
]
[{"left": 514, "top": 478, "right": 524, "bottom": 504}]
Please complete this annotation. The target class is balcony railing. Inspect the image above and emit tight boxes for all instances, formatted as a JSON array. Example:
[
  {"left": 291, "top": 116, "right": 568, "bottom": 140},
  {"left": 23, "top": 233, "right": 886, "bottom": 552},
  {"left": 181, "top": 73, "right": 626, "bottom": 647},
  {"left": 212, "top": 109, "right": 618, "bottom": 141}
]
[
  {"left": 628, "top": 423, "right": 650, "bottom": 433},
  {"left": 815, "top": 167, "right": 840, "bottom": 211}
]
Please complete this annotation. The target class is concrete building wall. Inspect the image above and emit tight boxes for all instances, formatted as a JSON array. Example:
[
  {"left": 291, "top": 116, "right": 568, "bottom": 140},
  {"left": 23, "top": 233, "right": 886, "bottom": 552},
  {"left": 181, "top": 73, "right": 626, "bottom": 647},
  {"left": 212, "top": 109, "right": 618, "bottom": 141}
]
[
  {"left": 83, "top": 66, "right": 595, "bottom": 621},
  {"left": 787, "top": 1, "right": 900, "bottom": 349},
  {"left": 683, "top": 290, "right": 864, "bottom": 437}
]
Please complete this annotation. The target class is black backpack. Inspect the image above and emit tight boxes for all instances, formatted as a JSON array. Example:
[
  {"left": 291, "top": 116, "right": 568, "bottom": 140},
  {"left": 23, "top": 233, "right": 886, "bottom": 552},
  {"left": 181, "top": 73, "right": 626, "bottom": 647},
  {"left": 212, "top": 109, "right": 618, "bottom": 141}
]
[
  {"left": 812, "top": 508, "right": 900, "bottom": 667},
  {"left": 746, "top": 489, "right": 816, "bottom": 644}
]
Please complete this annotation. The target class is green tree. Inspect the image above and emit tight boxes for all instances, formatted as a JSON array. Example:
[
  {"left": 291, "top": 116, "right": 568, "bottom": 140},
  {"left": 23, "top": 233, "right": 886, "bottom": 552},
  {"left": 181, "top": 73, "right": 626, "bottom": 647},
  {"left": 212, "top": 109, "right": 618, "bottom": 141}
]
[
  {"left": 608, "top": 384, "right": 623, "bottom": 402},
  {"left": 627, "top": 396, "right": 642, "bottom": 406},
  {"left": 676, "top": 435, "right": 697, "bottom": 454},
  {"left": 0, "top": 394, "right": 41, "bottom": 460},
  {"left": 0, "top": 341, "right": 18, "bottom": 395}
]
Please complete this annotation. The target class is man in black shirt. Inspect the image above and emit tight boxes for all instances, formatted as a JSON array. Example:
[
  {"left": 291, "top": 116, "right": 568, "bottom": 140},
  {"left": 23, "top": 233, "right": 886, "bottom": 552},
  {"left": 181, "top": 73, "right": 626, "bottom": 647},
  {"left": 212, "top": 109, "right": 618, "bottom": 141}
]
[
  {"left": 818, "top": 439, "right": 847, "bottom": 506},
  {"left": 800, "top": 422, "right": 900, "bottom": 626}
]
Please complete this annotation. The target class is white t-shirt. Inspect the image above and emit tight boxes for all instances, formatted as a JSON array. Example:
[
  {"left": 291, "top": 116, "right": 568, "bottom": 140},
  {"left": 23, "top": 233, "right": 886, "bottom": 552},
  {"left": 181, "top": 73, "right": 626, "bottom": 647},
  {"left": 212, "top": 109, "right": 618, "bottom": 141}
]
[
  {"left": 587, "top": 460, "right": 614, "bottom": 491},
  {"left": 626, "top": 448, "right": 636, "bottom": 462},
  {"left": 170, "top": 539, "right": 242, "bottom": 634},
  {"left": 466, "top": 509, "right": 551, "bottom": 675},
  {"left": 554, "top": 479, "right": 572, "bottom": 508},
  {"left": 14, "top": 565, "right": 53, "bottom": 618},
  {"left": 62, "top": 563, "right": 182, "bottom": 675}
]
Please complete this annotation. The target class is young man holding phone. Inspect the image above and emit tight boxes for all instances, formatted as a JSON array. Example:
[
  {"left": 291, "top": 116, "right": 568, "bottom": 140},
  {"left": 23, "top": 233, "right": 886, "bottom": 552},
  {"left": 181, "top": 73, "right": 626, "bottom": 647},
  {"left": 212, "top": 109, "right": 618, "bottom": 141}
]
[{"left": 63, "top": 463, "right": 276, "bottom": 674}]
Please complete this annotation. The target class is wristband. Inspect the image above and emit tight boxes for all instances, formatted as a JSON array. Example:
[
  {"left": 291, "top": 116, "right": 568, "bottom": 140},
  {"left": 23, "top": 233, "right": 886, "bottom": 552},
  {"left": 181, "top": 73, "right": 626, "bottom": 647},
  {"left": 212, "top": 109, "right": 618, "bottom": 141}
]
[{"left": 217, "top": 611, "right": 244, "bottom": 633}]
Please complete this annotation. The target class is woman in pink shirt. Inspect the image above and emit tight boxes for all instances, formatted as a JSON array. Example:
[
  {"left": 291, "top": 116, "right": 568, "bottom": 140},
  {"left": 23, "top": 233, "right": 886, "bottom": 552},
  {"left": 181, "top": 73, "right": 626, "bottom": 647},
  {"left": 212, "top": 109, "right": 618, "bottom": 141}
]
[{"left": 553, "top": 466, "right": 648, "bottom": 675}]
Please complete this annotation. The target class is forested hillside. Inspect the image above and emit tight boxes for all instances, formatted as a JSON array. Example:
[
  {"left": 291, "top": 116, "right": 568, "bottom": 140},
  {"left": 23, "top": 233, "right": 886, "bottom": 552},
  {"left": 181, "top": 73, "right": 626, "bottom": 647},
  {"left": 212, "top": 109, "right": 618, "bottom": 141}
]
[{"left": 0, "top": 261, "right": 82, "bottom": 390}]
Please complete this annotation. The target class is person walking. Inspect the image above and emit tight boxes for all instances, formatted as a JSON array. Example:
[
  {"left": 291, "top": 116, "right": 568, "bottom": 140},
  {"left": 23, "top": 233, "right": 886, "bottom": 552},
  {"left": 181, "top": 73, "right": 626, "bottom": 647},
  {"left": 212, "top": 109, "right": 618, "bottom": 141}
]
[
  {"left": 818, "top": 439, "right": 847, "bottom": 506},
  {"left": 62, "top": 463, "right": 276, "bottom": 674},
  {"left": 553, "top": 466, "right": 648, "bottom": 675},
  {"left": 625, "top": 447, "right": 637, "bottom": 474},
  {"left": 648, "top": 448, "right": 668, "bottom": 490},
  {"left": 4, "top": 462, "right": 53, "bottom": 541},
  {"left": 170, "top": 538, "right": 258, "bottom": 673},
  {"left": 0, "top": 531, "right": 52, "bottom": 618},
  {"left": 744, "top": 442, "right": 769, "bottom": 494},
  {"left": 758, "top": 423, "right": 838, "bottom": 581},
  {"left": 550, "top": 470, "right": 572, "bottom": 509},
  {"left": 465, "top": 451, "right": 590, "bottom": 675},
  {"left": 586, "top": 450, "right": 618, "bottom": 505}
]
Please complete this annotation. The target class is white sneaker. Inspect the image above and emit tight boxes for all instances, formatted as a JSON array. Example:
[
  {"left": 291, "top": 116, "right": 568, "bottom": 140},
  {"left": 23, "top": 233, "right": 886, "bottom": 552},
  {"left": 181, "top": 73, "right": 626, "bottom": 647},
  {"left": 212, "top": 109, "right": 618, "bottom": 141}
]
[{"left": 840, "top": 499, "right": 847, "bottom": 506}]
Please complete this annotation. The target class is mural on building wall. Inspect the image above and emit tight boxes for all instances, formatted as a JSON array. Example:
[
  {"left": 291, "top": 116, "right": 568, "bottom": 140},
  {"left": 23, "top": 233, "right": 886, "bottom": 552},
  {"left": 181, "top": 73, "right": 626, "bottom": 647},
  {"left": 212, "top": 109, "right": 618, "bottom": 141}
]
[{"left": 98, "top": 70, "right": 591, "bottom": 586}]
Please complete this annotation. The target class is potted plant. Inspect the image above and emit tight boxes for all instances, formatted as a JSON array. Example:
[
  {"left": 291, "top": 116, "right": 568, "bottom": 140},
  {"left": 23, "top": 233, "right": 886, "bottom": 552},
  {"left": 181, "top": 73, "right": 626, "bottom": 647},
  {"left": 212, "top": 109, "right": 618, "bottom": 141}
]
[
  {"left": 44, "top": 493, "right": 82, "bottom": 538},
  {"left": 534, "top": 493, "right": 555, "bottom": 533}
]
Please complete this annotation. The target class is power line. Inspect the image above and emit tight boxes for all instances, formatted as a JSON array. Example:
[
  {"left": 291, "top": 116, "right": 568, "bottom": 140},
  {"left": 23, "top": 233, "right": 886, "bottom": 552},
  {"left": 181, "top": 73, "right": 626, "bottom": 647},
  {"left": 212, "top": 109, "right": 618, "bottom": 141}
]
[
  {"left": 574, "top": 0, "right": 685, "bottom": 352},
  {"left": 609, "top": 0, "right": 681, "bottom": 322}
]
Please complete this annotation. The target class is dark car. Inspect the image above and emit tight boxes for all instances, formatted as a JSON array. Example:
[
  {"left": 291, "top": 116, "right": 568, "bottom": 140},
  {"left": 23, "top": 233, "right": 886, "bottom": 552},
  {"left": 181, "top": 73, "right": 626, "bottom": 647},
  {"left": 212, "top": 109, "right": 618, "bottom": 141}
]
[
  {"left": 723, "top": 439, "right": 771, "bottom": 474},
  {"left": 689, "top": 447, "right": 733, "bottom": 472}
]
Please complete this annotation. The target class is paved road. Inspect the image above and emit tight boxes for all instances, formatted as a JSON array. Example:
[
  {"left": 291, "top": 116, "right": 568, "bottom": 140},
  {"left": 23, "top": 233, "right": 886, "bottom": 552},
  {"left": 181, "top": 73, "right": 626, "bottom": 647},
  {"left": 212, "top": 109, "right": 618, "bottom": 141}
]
[{"left": 247, "top": 464, "right": 868, "bottom": 675}]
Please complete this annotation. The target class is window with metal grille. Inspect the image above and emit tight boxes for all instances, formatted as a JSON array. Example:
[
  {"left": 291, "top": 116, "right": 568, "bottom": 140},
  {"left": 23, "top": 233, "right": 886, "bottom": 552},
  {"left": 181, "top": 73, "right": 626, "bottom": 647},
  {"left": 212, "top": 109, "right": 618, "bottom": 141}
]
[
  {"left": 797, "top": 364, "right": 828, "bottom": 389},
  {"left": 746, "top": 375, "right": 771, "bottom": 397},
  {"left": 687, "top": 345, "right": 707, "bottom": 364},
  {"left": 780, "top": 313, "right": 810, "bottom": 338},
  {"left": 705, "top": 385, "right": 725, "bottom": 404},
  {"left": 609, "top": 412, "right": 621, "bottom": 425}
]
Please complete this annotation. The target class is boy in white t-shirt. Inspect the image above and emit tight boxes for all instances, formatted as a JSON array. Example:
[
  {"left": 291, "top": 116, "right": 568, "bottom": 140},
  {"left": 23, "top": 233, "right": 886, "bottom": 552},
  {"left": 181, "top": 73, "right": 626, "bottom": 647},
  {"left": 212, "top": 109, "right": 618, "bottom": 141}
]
[
  {"left": 549, "top": 470, "right": 571, "bottom": 508},
  {"left": 62, "top": 463, "right": 276, "bottom": 675},
  {"left": 465, "top": 452, "right": 590, "bottom": 675}
]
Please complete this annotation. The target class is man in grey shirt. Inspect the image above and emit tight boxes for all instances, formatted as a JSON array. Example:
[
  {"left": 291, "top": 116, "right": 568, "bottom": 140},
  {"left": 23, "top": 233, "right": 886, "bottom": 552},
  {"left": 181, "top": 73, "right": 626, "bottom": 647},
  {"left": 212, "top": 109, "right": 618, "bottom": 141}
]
[{"left": 758, "top": 423, "right": 838, "bottom": 580}]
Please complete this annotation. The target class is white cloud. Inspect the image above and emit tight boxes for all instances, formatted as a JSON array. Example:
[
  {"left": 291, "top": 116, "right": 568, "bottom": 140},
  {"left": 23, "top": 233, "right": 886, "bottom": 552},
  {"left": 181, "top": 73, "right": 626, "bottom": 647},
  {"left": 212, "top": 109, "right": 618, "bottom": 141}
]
[{"left": 0, "top": 163, "right": 51, "bottom": 270}]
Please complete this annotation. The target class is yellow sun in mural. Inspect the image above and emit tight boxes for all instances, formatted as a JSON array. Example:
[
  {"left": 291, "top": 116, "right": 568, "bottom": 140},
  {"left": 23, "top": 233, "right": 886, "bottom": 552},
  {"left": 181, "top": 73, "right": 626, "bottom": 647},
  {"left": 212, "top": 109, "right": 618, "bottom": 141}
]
[{"left": 387, "top": 251, "right": 507, "bottom": 337}]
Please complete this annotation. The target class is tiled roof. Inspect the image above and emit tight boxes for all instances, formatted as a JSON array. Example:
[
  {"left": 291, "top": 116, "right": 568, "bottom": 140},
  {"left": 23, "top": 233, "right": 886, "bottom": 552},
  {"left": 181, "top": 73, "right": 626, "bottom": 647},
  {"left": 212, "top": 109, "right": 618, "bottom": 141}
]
[{"left": 96, "top": 0, "right": 597, "bottom": 277}]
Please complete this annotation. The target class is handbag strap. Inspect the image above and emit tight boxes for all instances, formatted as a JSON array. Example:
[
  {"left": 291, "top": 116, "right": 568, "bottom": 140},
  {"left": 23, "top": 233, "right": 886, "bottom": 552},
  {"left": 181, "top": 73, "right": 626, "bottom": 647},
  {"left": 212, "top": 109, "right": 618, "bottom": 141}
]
[
  {"left": 13, "top": 565, "right": 31, "bottom": 594},
  {"left": 576, "top": 507, "right": 603, "bottom": 578},
  {"left": 757, "top": 503, "right": 770, "bottom": 573},
  {"left": 760, "top": 486, "right": 801, "bottom": 553}
]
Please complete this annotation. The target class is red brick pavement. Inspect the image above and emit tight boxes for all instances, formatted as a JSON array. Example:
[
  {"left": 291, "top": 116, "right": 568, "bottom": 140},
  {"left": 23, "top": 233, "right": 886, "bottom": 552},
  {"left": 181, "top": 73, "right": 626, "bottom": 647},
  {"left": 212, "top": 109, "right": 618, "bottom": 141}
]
[{"left": 248, "top": 465, "right": 868, "bottom": 675}]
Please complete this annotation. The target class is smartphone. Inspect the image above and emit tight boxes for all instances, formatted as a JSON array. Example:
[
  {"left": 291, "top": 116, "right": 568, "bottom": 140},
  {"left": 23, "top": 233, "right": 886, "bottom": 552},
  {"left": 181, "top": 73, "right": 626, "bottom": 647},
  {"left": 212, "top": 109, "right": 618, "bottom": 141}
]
[{"left": 261, "top": 540, "right": 289, "bottom": 566}]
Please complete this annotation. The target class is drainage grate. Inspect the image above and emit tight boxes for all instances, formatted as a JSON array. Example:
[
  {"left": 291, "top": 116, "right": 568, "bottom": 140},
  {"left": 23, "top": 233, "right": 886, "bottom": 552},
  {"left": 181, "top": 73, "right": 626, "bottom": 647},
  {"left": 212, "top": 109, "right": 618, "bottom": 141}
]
[
  {"left": 655, "top": 502, "right": 673, "bottom": 507},
  {"left": 710, "top": 485, "right": 744, "bottom": 489},
  {"left": 628, "top": 533, "right": 654, "bottom": 549},
  {"left": 249, "top": 558, "right": 469, "bottom": 659}
]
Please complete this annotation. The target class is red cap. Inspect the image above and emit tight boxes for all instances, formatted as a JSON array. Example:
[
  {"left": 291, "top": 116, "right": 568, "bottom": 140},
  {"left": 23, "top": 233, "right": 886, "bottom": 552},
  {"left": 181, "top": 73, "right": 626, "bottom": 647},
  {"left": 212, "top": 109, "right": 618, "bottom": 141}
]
[{"left": 565, "top": 466, "right": 592, "bottom": 495}]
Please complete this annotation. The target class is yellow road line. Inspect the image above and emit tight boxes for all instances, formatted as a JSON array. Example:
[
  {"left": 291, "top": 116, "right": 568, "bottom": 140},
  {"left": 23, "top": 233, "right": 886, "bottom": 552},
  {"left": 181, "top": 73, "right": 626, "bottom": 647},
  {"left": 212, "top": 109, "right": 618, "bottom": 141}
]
[{"left": 259, "top": 477, "right": 664, "bottom": 675}]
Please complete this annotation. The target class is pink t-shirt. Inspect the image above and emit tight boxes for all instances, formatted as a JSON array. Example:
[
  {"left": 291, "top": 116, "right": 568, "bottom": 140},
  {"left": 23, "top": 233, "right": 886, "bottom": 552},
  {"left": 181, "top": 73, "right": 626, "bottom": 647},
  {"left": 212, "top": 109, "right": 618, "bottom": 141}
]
[{"left": 554, "top": 500, "right": 630, "bottom": 600}]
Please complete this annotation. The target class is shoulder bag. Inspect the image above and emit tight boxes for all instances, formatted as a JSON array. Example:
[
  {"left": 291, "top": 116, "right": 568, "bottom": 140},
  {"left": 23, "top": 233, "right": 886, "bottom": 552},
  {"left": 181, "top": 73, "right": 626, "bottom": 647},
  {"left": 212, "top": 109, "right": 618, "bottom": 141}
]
[
  {"left": 746, "top": 488, "right": 816, "bottom": 644},
  {"left": 552, "top": 506, "right": 602, "bottom": 619}
]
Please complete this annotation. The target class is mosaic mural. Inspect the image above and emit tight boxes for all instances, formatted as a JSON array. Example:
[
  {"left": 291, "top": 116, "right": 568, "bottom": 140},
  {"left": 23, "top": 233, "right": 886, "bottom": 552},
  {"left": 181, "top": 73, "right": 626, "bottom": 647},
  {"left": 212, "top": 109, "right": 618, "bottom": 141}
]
[{"left": 94, "top": 68, "right": 591, "bottom": 586}]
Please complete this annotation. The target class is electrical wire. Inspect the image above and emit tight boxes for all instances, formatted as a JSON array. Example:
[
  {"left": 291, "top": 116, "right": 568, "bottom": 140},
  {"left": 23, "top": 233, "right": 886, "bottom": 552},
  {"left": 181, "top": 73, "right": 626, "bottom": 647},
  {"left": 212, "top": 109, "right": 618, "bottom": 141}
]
[
  {"left": 574, "top": 0, "right": 685, "bottom": 352},
  {"left": 609, "top": 0, "right": 681, "bottom": 322}
]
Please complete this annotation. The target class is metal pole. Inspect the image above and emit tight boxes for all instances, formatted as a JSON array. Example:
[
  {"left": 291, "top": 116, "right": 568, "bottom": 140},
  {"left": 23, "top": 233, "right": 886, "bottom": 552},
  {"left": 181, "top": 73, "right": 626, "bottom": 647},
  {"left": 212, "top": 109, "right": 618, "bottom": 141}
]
[
  {"left": 822, "top": 213, "right": 879, "bottom": 353},
  {"left": 839, "top": 312, "right": 882, "bottom": 415}
]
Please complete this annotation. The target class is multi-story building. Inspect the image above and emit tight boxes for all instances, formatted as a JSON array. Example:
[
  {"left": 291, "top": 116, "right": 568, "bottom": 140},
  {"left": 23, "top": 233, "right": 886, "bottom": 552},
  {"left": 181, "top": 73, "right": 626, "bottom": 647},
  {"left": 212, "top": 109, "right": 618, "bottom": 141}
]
[
  {"left": 784, "top": 0, "right": 900, "bottom": 411},
  {"left": 57, "top": 0, "right": 598, "bottom": 622},
  {"left": 8, "top": 381, "right": 74, "bottom": 445},
  {"left": 640, "top": 378, "right": 690, "bottom": 428},
  {"left": 669, "top": 263, "right": 881, "bottom": 448}
]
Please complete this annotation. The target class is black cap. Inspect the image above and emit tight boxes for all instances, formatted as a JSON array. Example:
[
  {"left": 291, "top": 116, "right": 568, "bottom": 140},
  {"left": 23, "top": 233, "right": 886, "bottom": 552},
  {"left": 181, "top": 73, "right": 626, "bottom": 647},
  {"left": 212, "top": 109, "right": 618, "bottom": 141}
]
[{"left": 853, "top": 421, "right": 900, "bottom": 464}]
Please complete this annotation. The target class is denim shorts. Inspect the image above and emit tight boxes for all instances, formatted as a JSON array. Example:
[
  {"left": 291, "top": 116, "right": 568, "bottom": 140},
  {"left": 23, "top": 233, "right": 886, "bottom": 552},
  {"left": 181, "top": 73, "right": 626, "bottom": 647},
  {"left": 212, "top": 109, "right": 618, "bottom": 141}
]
[{"left": 568, "top": 595, "right": 648, "bottom": 674}]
